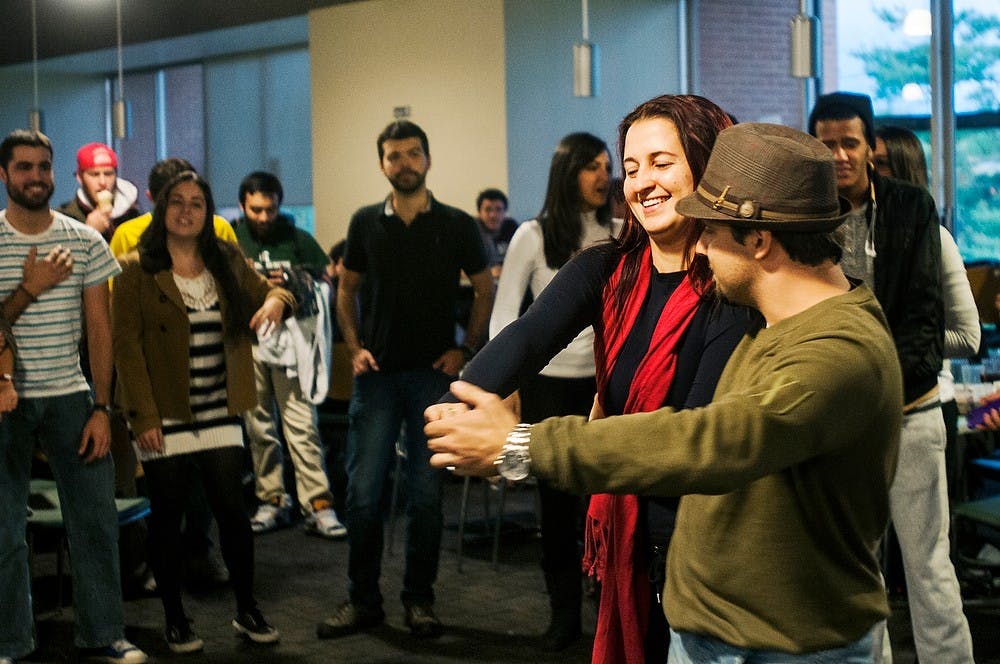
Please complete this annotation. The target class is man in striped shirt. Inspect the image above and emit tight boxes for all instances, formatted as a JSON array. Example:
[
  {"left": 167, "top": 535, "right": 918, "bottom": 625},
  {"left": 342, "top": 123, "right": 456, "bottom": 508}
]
[{"left": 0, "top": 130, "right": 146, "bottom": 664}]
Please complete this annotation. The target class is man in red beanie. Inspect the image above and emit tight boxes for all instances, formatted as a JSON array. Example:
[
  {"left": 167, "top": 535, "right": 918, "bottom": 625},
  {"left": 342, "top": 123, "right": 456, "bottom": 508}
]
[{"left": 58, "top": 142, "right": 140, "bottom": 241}]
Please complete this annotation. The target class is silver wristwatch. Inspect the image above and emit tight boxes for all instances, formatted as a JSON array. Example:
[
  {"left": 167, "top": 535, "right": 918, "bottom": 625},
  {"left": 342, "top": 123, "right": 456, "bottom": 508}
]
[{"left": 494, "top": 423, "right": 532, "bottom": 481}]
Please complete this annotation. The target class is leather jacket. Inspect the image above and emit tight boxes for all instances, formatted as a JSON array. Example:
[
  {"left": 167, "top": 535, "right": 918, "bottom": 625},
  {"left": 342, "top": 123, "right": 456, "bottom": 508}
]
[{"left": 866, "top": 168, "right": 944, "bottom": 404}]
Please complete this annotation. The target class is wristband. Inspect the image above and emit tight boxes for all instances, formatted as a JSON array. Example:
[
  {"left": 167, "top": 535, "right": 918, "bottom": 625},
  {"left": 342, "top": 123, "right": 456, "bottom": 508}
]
[
  {"left": 0, "top": 373, "right": 12, "bottom": 382},
  {"left": 92, "top": 403, "right": 113, "bottom": 415}
]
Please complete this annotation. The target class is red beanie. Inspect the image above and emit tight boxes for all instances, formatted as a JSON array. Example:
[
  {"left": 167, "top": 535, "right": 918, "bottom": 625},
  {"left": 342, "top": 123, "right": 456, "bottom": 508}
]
[{"left": 76, "top": 143, "right": 118, "bottom": 172}]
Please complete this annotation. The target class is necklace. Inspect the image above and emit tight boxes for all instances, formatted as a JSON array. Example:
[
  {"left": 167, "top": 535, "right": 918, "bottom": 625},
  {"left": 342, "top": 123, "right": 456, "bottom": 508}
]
[{"left": 173, "top": 270, "right": 218, "bottom": 310}]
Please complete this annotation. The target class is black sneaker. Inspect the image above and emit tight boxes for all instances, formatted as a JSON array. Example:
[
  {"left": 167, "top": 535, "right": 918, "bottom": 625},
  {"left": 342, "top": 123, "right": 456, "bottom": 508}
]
[
  {"left": 165, "top": 622, "right": 204, "bottom": 654},
  {"left": 232, "top": 608, "right": 280, "bottom": 643},
  {"left": 404, "top": 604, "right": 443, "bottom": 639},
  {"left": 316, "top": 601, "right": 385, "bottom": 639}
]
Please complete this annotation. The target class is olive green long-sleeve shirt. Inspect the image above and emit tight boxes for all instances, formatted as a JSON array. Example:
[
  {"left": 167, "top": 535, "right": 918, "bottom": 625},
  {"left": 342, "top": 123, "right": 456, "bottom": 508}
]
[{"left": 531, "top": 285, "right": 901, "bottom": 654}]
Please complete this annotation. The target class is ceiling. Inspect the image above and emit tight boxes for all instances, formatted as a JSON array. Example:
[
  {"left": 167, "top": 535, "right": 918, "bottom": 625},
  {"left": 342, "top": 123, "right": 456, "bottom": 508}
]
[{"left": 0, "top": 0, "right": 355, "bottom": 67}]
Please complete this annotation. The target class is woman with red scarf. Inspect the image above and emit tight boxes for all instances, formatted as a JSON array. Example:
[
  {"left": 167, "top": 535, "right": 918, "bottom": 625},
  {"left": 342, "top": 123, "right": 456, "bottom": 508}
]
[{"left": 438, "top": 95, "right": 758, "bottom": 662}]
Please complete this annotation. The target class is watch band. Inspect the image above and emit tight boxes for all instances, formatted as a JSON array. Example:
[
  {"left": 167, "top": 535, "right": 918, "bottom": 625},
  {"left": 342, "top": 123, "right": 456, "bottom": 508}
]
[
  {"left": 92, "top": 402, "right": 113, "bottom": 415},
  {"left": 495, "top": 423, "right": 532, "bottom": 481}
]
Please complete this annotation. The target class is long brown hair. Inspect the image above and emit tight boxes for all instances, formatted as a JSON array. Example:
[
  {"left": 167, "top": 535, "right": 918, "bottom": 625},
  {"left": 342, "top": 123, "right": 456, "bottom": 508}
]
[
  {"left": 537, "top": 132, "right": 613, "bottom": 269},
  {"left": 610, "top": 95, "right": 732, "bottom": 313},
  {"left": 137, "top": 171, "right": 253, "bottom": 339}
]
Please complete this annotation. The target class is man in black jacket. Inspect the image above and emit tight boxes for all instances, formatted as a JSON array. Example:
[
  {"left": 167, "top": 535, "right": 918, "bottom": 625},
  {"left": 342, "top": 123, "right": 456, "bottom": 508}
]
[{"left": 810, "top": 92, "right": 971, "bottom": 664}]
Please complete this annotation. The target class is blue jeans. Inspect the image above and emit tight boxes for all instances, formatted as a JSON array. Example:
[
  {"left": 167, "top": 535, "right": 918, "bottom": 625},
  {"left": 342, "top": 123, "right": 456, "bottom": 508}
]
[
  {"left": 667, "top": 628, "right": 874, "bottom": 664},
  {"left": 345, "top": 368, "right": 450, "bottom": 609},
  {"left": 0, "top": 392, "right": 123, "bottom": 657}
]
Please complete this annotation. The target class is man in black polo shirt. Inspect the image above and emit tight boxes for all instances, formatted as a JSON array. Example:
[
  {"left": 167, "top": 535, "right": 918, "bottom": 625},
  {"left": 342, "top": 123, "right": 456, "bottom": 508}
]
[{"left": 320, "top": 120, "right": 493, "bottom": 640}]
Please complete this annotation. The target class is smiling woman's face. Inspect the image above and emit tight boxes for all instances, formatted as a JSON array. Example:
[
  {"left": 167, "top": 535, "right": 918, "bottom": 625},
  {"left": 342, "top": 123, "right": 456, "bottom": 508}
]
[
  {"left": 622, "top": 117, "right": 695, "bottom": 245},
  {"left": 165, "top": 180, "right": 207, "bottom": 241}
]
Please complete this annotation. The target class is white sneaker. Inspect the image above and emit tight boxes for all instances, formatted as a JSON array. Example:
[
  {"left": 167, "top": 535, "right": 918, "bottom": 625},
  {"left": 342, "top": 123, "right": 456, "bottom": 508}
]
[
  {"left": 83, "top": 638, "right": 148, "bottom": 663},
  {"left": 305, "top": 507, "right": 347, "bottom": 540},
  {"left": 250, "top": 497, "right": 292, "bottom": 534}
]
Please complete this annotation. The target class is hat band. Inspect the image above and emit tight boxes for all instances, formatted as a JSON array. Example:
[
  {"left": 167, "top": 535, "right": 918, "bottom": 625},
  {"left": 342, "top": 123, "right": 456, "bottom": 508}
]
[{"left": 695, "top": 183, "right": 839, "bottom": 221}]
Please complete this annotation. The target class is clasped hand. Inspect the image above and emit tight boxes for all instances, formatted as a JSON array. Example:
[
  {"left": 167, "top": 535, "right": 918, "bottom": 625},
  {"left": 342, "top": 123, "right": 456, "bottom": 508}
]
[{"left": 423, "top": 381, "right": 517, "bottom": 476}]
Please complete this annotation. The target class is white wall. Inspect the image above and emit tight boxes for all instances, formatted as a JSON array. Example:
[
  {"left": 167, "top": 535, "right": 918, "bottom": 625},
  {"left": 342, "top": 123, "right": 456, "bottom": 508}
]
[{"left": 308, "top": 0, "right": 507, "bottom": 250}]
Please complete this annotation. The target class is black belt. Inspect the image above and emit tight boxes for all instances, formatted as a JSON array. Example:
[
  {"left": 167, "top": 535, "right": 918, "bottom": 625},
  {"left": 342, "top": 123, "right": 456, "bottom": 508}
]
[{"left": 905, "top": 400, "right": 941, "bottom": 416}]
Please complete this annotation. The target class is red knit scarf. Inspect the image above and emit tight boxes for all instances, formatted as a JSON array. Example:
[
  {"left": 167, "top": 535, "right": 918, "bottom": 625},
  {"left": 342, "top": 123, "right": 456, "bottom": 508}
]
[{"left": 583, "top": 246, "right": 703, "bottom": 664}]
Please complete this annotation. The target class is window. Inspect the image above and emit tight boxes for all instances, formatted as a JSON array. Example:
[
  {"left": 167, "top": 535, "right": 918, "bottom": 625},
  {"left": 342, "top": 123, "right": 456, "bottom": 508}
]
[{"left": 830, "top": 0, "right": 1000, "bottom": 261}]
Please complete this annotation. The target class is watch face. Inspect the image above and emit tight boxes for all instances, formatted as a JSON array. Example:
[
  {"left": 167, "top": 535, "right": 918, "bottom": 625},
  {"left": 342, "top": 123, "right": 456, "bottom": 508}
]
[{"left": 498, "top": 449, "right": 530, "bottom": 481}]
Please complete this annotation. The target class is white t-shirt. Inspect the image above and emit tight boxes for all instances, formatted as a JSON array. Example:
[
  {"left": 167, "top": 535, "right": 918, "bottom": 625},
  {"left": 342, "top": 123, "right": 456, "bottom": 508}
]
[{"left": 489, "top": 211, "right": 620, "bottom": 378}]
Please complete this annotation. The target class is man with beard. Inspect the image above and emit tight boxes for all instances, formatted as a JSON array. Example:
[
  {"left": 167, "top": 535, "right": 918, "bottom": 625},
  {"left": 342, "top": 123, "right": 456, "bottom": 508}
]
[
  {"left": 234, "top": 171, "right": 346, "bottom": 540},
  {"left": 0, "top": 130, "right": 147, "bottom": 663},
  {"left": 425, "top": 124, "right": 903, "bottom": 661},
  {"left": 317, "top": 120, "right": 493, "bottom": 640},
  {"left": 58, "top": 142, "right": 140, "bottom": 241}
]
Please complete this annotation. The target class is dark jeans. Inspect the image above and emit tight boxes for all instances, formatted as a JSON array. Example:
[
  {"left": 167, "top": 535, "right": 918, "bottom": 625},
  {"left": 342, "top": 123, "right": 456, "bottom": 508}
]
[
  {"left": 520, "top": 374, "right": 595, "bottom": 575},
  {"left": 345, "top": 368, "right": 451, "bottom": 609},
  {"left": 143, "top": 447, "right": 256, "bottom": 626}
]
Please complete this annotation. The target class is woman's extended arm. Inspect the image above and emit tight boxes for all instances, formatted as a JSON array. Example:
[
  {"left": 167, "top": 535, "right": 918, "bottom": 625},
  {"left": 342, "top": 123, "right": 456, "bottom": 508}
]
[{"left": 457, "top": 246, "right": 612, "bottom": 400}]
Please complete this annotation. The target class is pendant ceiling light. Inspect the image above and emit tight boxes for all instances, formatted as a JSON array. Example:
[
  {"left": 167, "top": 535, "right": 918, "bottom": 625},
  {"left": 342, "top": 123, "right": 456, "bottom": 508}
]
[
  {"left": 112, "top": 0, "right": 130, "bottom": 139},
  {"left": 573, "top": 0, "right": 598, "bottom": 97},
  {"left": 790, "top": 0, "right": 819, "bottom": 79},
  {"left": 28, "top": 0, "right": 43, "bottom": 132}
]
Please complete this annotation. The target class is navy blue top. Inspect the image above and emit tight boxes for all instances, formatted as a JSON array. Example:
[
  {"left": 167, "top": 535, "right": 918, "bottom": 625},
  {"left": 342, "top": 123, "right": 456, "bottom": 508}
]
[{"left": 343, "top": 197, "right": 488, "bottom": 371}]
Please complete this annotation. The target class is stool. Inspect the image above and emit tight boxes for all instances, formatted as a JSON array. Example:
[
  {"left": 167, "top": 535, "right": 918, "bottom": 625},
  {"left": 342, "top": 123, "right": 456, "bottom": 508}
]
[{"left": 27, "top": 478, "right": 151, "bottom": 609}]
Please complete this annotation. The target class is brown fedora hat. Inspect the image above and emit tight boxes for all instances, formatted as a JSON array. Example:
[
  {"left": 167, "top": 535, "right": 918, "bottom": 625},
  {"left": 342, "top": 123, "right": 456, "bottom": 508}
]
[{"left": 675, "top": 123, "right": 850, "bottom": 232}]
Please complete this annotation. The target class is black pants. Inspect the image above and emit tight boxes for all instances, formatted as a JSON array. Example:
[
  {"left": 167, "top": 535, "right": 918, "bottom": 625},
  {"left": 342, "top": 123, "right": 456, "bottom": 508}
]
[
  {"left": 519, "top": 374, "right": 595, "bottom": 576},
  {"left": 143, "top": 446, "right": 256, "bottom": 626}
]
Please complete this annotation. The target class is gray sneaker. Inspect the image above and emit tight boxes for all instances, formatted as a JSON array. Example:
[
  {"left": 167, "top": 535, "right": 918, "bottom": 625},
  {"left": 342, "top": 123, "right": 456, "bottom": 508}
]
[
  {"left": 404, "top": 604, "right": 443, "bottom": 639},
  {"left": 316, "top": 601, "right": 385, "bottom": 639}
]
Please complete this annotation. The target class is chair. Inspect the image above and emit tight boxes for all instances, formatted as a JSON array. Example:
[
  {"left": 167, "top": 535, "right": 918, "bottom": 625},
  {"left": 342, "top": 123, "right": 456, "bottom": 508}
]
[
  {"left": 456, "top": 476, "right": 542, "bottom": 572},
  {"left": 456, "top": 476, "right": 507, "bottom": 572},
  {"left": 27, "top": 478, "right": 151, "bottom": 609},
  {"left": 951, "top": 451, "right": 1000, "bottom": 605}
]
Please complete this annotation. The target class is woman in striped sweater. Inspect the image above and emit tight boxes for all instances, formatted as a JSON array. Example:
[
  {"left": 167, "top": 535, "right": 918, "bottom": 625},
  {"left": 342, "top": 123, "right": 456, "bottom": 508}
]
[{"left": 112, "top": 171, "right": 294, "bottom": 654}]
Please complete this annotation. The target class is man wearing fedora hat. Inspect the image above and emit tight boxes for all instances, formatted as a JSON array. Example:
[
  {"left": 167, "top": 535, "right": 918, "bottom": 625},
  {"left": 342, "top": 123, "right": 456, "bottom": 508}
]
[
  {"left": 810, "top": 92, "right": 971, "bottom": 664},
  {"left": 425, "top": 123, "right": 903, "bottom": 661}
]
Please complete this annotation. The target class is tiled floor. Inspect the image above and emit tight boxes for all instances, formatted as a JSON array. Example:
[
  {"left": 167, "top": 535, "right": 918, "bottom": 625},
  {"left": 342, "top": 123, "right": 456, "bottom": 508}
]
[{"left": 22, "top": 477, "right": 1000, "bottom": 663}]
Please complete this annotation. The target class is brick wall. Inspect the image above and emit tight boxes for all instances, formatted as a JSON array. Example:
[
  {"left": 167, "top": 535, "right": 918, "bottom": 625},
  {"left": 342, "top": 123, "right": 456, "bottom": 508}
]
[{"left": 694, "top": 0, "right": 837, "bottom": 129}]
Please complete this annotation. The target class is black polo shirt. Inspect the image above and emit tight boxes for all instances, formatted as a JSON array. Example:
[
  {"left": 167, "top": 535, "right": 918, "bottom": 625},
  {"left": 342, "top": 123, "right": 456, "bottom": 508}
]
[{"left": 343, "top": 195, "right": 488, "bottom": 371}]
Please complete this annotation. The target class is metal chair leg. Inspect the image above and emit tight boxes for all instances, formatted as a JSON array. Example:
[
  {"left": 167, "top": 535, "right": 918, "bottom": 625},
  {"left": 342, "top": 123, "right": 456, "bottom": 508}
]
[
  {"left": 492, "top": 480, "right": 508, "bottom": 570},
  {"left": 457, "top": 475, "right": 472, "bottom": 572}
]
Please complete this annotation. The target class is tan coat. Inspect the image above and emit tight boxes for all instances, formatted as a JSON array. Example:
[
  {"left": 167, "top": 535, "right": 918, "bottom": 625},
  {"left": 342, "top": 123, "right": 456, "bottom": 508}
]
[{"left": 112, "top": 248, "right": 294, "bottom": 435}]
